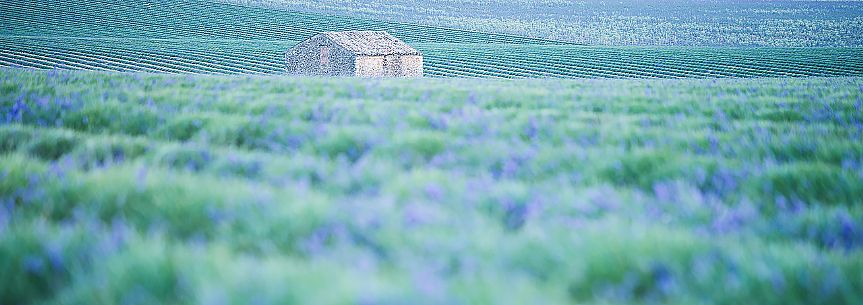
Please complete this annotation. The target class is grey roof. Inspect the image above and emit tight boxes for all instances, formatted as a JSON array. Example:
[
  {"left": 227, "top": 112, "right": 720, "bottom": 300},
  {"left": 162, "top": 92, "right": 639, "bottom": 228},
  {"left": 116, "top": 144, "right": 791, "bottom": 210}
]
[{"left": 320, "top": 31, "right": 421, "bottom": 56}]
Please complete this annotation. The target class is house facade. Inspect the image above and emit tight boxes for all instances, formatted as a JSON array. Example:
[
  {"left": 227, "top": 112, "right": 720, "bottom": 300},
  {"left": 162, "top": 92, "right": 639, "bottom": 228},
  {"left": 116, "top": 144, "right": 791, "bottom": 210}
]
[{"left": 285, "top": 31, "right": 422, "bottom": 77}]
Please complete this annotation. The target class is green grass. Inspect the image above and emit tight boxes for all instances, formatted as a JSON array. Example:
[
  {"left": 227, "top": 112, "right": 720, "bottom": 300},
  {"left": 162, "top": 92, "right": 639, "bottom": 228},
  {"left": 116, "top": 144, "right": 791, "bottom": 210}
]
[{"left": 1, "top": 68, "right": 862, "bottom": 304}]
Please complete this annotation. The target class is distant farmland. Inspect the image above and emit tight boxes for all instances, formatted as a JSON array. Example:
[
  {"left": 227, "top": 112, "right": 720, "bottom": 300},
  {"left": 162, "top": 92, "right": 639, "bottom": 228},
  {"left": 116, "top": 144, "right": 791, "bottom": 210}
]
[
  {"left": 2, "top": 0, "right": 863, "bottom": 78},
  {"left": 225, "top": 0, "right": 863, "bottom": 47}
]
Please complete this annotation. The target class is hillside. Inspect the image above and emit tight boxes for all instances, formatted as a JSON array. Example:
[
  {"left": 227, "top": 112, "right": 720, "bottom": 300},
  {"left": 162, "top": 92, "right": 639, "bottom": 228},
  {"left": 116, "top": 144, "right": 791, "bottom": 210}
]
[
  {"left": 2, "top": 0, "right": 863, "bottom": 78},
  {"left": 224, "top": 0, "right": 863, "bottom": 47},
  {"left": 2, "top": 68, "right": 863, "bottom": 304}
]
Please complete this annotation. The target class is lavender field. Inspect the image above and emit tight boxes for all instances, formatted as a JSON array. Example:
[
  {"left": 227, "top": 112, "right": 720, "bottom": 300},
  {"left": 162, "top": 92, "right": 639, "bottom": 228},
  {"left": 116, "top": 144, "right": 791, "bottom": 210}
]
[
  {"left": 3, "top": 0, "right": 863, "bottom": 303},
  {"left": 1, "top": 68, "right": 862, "bottom": 304}
]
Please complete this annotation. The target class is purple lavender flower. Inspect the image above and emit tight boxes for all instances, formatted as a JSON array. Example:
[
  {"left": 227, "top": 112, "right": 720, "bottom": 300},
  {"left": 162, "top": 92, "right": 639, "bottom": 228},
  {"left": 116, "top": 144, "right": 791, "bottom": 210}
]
[
  {"left": 23, "top": 255, "right": 46, "bottom": 274},
  {"left": 651, "top": 262, "right": 676, "bottom": 296},
  {"left": 423, "top": 183, "right": 444, "bottom": 201},
  {"left": 412, "top": 269, "right": 445, "bottom": 300},
  {"left": 44, "top": 240, "right": 65, "bottom": 270},
  {"left": 524, "top": 117, "right": 539, "bottom": 140},
  {"left": 503, "top": 203, "right": 527, "bottom": 231},
  {"left": 653, "top": 182, "right": 674, "bottom": 202},
  {"left": 9, "top": 94, "right": 28, "bottom": 123}
]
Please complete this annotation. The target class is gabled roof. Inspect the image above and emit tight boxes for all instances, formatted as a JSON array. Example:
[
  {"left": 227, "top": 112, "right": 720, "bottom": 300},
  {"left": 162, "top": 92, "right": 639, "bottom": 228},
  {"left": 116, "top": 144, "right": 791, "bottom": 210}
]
[{"left": 320, "top": 31, "right": 421, "bottom": 56}]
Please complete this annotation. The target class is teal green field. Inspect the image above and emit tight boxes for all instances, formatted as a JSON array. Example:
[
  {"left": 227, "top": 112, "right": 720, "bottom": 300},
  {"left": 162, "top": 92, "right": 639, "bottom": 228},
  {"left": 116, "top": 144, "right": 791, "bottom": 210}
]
[
  {"left": 1, "top": 68, "right": 862, "bottom": 304},
  {"left": 2, "top": 0, "right": 863, "bottom": 78}
]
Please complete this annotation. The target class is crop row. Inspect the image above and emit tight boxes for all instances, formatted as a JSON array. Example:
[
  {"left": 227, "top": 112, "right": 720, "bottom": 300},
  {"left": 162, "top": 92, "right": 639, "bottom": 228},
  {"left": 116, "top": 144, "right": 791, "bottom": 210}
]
[
  {"left": 4, "top": 0, "right": 861, "bottom": 78},
  {"left": 423, "top": 45, "right": 863, "bottom": 78},
  {"left": 1, "top": 0, "right": 564, "bottom": 45}
]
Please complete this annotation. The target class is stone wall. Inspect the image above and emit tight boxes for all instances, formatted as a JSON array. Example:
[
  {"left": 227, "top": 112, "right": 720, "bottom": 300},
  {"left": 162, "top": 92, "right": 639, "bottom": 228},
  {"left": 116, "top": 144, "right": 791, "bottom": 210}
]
[
  {"left": 354, "top": 55, "right": 422, "bottom": 77},
  {"left": 355, "top": 56, "right": 384, "bottom": 77},
  {"left": 285, "top": 35, "right": 355, "bottom": 76},
  {"left": 399, "top": 55, "right": 423, "bottom": 77},
  {"left": 286, "top": 34, "right": 423, "bottom": 77}
]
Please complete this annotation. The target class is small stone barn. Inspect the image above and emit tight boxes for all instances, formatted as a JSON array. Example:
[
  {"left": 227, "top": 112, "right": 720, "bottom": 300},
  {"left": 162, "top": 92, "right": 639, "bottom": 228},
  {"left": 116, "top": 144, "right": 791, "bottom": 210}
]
[{"left": 285, "top": 31, "right": 422, "bottom": 77}]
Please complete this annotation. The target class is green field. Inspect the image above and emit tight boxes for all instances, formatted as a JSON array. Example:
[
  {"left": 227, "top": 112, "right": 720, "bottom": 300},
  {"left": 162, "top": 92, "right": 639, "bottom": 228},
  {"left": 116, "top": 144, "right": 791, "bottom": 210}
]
[
  {"left": 2, "top": 68, "right": 863, "bottom": 304},
  {"left": 227, "top": 0, "right": 863, "bottom": 47},
  {"left": 2, "top": 0, "right": 863, "bottom": 78}
]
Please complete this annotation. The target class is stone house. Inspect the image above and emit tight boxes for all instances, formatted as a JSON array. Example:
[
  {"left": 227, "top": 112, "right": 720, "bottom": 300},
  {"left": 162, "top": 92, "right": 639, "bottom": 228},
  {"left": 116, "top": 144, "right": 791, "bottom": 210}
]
[{"left": 285, "top": 31, "right": 422, "bottom": 77}]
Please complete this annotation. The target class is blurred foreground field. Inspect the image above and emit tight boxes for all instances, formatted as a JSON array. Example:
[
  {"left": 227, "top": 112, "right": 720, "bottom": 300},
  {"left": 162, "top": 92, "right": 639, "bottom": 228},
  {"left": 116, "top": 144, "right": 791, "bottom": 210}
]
[{"left": 1, "top": 68, "right": 863, "bottom": 304}]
